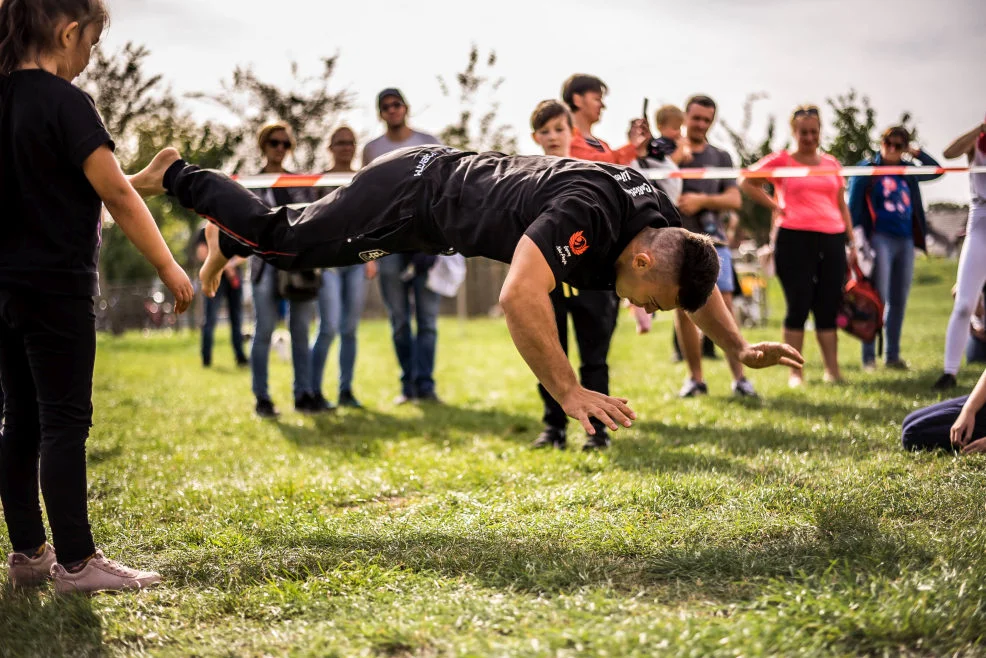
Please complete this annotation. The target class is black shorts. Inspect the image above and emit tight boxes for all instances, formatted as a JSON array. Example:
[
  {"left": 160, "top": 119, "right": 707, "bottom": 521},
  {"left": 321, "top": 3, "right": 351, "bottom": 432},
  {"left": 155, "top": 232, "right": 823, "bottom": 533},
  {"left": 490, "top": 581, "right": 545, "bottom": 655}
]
[{"left": 773, "top": 227, "right": 847, "bottom": 331}]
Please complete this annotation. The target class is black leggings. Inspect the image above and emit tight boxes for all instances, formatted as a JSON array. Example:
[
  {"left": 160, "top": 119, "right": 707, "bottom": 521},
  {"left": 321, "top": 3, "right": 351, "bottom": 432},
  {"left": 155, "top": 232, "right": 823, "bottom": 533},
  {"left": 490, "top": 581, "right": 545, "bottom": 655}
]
[
  {"left": 774, "top": 228, "right": 847, "bottom": 331},
  {"left": 0, "top": 289, "right": 96, "bottom": 564},
  {"left": 537, "top": 287, "right": 619, "bottom": 431}
]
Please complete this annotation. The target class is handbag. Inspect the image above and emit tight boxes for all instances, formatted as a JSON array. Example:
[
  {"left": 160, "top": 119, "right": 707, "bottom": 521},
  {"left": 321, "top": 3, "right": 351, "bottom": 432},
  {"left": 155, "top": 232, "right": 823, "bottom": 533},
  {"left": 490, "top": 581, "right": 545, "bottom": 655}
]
[
  {"left": 837, "top": 261, "right": 884, "bottom": 353},
  {"left": 276, "top": 268, "right": 322, "bottom": 302}
]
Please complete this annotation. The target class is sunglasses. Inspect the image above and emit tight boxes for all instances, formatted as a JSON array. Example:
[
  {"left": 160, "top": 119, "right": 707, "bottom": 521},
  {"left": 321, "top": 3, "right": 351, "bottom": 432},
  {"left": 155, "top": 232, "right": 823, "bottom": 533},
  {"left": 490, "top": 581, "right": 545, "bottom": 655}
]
[
  {"left": 267, "top": 138, "right": 291, "bottom": 149},
  {"left": 884, "top": 140, "right": 907, "bottom": 150},
  {"left": 331, "top": 140, "right": 356, "bottom": 147},
  {"left": 380, "top": 101, "right": 404, "bottom": 112},
  {"left": 792, "top": 107, "right": 820, "bottom": 119}
]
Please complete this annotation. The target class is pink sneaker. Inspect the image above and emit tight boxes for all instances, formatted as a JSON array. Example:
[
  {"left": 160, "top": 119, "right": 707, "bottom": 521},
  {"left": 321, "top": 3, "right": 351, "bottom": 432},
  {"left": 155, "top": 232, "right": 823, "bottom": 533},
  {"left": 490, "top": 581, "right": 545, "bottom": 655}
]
[
  {"left": 6, "top": 543, "right": 56, "bottom": 588},
  {"left": 51, "top": 549, "right": 162, "bottom": 594}
]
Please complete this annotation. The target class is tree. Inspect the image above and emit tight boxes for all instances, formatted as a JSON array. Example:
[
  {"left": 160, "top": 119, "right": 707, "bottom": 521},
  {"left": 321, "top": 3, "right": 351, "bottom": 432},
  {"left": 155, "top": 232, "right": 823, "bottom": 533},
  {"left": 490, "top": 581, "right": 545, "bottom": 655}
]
[
  {"left": 437, "top": 45, "right": 517, "bottom": 154},
  {"left": 825, "top": 89, "right": 917, "bottom": 166},
  {"left": 721, "top": 93, "right": 781, "bottom": 245},
  {"left": 79, "top": 43, "right": 242, "bottom": 283},
  {"left": 191, "top": 57, "right": 354, "bottom": 172},
  {"left": 77, "top": 42, "right": 175, "bottom": 167}
]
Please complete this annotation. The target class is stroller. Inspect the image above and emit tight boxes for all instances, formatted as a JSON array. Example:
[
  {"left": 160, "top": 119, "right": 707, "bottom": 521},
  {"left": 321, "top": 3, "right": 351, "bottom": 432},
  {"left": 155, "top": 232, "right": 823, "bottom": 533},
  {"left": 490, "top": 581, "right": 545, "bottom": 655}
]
[{"left": 731, "top": 241, "right": 770, "bottom": 329}]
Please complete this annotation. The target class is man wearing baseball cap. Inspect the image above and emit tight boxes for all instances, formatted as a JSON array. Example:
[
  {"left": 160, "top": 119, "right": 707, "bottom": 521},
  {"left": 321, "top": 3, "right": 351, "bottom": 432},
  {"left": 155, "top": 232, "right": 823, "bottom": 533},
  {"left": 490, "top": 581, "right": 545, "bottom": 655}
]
[{"left": 362, "top": 89, "right": 446, "bottom": 405}]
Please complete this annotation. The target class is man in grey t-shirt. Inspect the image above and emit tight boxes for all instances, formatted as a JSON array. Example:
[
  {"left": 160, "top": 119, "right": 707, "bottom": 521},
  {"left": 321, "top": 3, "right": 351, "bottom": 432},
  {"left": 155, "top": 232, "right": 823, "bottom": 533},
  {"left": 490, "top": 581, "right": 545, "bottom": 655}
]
[
  {"left": 362, "top": 88, "right": 444, "bottom": 405},
  {"left": 363, "top": 88, "right": 441, "bottom": 164},
  {"left": 674, "top": 94, "right": 757, "bottom": 400}
]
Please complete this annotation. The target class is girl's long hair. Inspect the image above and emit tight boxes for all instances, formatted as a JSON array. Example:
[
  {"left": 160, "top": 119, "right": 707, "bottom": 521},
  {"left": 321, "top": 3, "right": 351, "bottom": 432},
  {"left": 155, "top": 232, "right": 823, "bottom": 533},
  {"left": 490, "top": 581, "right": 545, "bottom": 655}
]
[{"left": 0, "top": 0, "right": 109, "bottom": 75}]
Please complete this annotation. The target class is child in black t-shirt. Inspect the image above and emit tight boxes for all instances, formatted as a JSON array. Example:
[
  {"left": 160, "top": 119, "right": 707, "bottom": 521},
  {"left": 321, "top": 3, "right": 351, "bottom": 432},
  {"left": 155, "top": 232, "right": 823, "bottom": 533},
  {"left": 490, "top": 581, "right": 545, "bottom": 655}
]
[{"left": 0, "top": 0, "right": 193, "bottom": 594}]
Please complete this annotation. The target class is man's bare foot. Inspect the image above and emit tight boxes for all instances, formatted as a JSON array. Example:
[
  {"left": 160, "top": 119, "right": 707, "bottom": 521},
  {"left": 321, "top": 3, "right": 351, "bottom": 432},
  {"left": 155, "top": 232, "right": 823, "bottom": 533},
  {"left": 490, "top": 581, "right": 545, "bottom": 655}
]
[
  {"left": 199, "top": 223, "right": 228, "bottom": 298},
  {"left": 129, "top": 148, "right": 182, "bottom": 197}
]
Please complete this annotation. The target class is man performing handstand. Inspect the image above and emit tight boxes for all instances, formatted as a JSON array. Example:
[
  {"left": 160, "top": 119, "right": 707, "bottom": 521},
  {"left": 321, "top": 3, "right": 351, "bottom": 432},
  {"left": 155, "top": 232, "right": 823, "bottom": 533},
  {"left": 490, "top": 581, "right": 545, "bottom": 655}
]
[{"left": 130, "top": 145, "right": 803, "bottom": 434}]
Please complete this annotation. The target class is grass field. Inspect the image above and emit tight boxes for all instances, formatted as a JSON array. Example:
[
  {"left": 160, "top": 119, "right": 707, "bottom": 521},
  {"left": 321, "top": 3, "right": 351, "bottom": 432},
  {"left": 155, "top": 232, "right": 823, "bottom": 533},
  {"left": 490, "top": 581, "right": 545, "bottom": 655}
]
[{"left": 1, "top": 257, "right": 985, "bottom": 657}]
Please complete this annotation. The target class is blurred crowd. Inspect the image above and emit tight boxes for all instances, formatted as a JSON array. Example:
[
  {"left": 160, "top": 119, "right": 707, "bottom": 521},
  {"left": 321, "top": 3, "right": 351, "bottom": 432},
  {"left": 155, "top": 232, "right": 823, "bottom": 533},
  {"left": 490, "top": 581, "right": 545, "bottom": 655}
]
[{"left": 194, "top": 75, "right": 986, "bottom": 455}]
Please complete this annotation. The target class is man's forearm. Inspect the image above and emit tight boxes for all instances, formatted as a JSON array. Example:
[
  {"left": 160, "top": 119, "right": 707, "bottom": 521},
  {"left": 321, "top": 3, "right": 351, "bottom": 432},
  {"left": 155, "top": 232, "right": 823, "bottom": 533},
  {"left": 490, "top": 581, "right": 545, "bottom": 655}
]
[
  {"left": 688, "top": 287, "right": 748, "bottom": 356},
  {"left": 703, "top": 188, "right": 742, "bottom": 212},
  {"left": 501, "top": 288, "right": 580, "bottom": 403}
]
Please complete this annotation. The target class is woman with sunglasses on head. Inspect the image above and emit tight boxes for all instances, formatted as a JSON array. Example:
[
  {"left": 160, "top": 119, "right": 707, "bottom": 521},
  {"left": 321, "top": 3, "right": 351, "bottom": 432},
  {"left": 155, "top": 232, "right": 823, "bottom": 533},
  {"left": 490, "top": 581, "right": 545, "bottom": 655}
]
[
  {"left": 931, "top": 117, "right": 986, "bottom": 391},
  {"left": 249, "top": 122, "right": 322, "bottom": 418},
  {"left": 741, "top": 105, "right": 855, "bottom": 387},
  {"left": 847, "top": 126, "right": 943, "bottom": 373}
]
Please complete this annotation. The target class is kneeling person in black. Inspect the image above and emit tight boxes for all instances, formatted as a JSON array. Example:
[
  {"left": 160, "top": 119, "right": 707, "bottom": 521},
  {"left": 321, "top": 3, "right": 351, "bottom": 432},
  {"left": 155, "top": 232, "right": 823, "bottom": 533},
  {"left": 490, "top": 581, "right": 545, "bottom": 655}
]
[{"left": 130, "top": 146, "right": 803, "bottom": 433}]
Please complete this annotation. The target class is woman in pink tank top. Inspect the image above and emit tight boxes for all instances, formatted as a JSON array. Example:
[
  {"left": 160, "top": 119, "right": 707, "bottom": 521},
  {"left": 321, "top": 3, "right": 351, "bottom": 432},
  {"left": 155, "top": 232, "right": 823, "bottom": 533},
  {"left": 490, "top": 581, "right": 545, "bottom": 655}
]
[{"left": 741, "top": 105, "right": 856, "bottom": 387}]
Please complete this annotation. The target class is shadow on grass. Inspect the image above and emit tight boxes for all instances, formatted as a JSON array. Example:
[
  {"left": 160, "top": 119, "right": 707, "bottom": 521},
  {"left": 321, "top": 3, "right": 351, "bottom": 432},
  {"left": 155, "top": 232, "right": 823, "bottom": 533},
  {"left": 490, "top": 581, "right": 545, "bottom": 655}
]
[
  {"left": 621, "top": 418, "right": 864, "bottom": 460},
  {"left": 166, "top": 495, "right": 934, "bottom": 605},
  {"left": 272, "top": 403, "right": 537, "bottom": 454},
  {"left": 0, "top": 586, "right": 102, "bottom": 656}
]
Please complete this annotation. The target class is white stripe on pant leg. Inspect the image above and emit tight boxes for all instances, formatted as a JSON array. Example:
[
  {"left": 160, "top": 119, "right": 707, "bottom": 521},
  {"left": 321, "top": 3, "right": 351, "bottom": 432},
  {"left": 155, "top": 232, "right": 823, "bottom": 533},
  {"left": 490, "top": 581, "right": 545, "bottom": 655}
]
[{"left": 944, "top": 206, "right": 986, "bottom": 374}]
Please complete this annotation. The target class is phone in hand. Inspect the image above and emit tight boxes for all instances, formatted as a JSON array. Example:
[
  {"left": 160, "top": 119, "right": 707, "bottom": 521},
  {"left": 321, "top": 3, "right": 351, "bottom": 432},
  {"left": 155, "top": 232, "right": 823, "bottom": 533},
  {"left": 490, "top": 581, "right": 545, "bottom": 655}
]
[{"left": 642, "top": 98, "right": 649, "bottom": 121}]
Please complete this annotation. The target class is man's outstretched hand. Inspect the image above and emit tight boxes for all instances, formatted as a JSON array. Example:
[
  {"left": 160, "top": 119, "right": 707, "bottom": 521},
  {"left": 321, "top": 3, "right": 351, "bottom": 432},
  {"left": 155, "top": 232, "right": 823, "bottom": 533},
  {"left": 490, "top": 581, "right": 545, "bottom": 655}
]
[
  {"left": 561, "top": 387, "right": 636, "bottom": 435},
  {"left": 737, "top": 342, "right": 805, "bottom": 369}
]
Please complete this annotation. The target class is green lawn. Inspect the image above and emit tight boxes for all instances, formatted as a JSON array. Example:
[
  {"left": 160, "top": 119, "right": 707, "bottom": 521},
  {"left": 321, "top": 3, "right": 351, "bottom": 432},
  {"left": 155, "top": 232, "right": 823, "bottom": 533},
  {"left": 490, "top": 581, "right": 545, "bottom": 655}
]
[{"left": 2, "top": 257, "right": 985, "bottom": 657}]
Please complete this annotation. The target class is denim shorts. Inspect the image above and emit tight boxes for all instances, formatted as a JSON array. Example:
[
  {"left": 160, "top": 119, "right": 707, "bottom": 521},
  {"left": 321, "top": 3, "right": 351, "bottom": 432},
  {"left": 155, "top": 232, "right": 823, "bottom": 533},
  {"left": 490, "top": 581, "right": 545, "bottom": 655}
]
[{"left": 716, "top": 245, "right": 734, "bottom": 293}]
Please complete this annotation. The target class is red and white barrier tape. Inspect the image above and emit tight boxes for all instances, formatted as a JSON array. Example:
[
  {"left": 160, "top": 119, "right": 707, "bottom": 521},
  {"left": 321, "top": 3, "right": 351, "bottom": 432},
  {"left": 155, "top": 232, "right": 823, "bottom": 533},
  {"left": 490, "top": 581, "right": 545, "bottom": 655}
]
[{"left": 232, "top": 165, "right": 986, "bottom": 190}]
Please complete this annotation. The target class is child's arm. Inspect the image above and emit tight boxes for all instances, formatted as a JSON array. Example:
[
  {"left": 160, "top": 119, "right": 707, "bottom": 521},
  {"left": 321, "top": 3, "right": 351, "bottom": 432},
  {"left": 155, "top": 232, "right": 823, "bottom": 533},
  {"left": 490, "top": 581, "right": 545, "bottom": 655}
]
[
  {"left": 83, "top": 145, "right": 194, "bottom": 313},
  {"left": 951, "top": 368, "right": 986, "bottom": 449}
]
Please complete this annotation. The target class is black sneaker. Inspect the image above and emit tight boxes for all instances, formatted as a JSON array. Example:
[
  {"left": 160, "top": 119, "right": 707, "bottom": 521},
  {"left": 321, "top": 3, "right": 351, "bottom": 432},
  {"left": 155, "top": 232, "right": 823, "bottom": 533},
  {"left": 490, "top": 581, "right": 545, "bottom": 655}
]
[
  {"left": 235, "top": 356, "right": 250, "bottom": 368},
  {"left": 255, "top": 397, "right": 279, "bottom": 418},
  {"left": 309, "top": 393, "right": 336, "bottom": 413},
  {"left": 932, "top": 373, "right": 957, "bottom": 391},
  {"left": 417, "top": 392, "right": 443, "bottom": 405},
  {"left": 531, "top": 427, "right": 566, "bottom": 450},
  {"left": 295, "top": 393, "right": 318, "bottom": 414},
  {"left": 582, "top": 429, "right": 611, "bottom": 452},
  {"left": 338, "top": 390, "right": 362, "bottom": 408}
]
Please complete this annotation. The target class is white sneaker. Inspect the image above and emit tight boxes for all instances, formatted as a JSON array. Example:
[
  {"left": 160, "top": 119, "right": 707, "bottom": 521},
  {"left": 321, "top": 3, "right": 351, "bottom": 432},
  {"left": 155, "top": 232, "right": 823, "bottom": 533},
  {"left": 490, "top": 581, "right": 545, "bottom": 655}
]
[
  {"left": 732, "top": 378, "right": 759, "bottom": 398},
  {"left": 7, "top": 543, "right": 56, "bottom": 588},
  {"left": 51, "top": 549, "right": 161, "bottom": 594}
]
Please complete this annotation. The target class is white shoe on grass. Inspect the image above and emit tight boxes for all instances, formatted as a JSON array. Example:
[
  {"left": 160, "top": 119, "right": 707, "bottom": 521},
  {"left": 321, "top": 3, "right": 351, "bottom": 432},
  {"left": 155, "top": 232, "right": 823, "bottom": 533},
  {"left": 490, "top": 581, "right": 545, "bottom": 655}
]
[{"left": 51, "top": 549, "right": 161, "bottom": 595}]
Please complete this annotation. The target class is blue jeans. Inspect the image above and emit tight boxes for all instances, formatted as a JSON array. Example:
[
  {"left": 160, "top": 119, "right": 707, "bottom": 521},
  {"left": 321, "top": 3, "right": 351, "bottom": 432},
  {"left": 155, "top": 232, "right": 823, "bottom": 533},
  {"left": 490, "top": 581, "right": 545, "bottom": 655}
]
[
  {"left": 310, "top": 265, "right": 368, "bottom": 397},
  {"left": 901, "top": 395, "right": 986, "bottom": 451},
  {"left": 862, "top": 232, "right": 915, "bottom": 364},
  {"left": 968, "top": 334, "right": 986, "bottom": 363},
  {"left": 377, "top": 255, "right": 440, "bottom": 398},
  {"left": 201, "top": 275, "right": 247, "bottom": 366},
  {"left": 250, "top": 266, "right": 315, "bottom": 401}
]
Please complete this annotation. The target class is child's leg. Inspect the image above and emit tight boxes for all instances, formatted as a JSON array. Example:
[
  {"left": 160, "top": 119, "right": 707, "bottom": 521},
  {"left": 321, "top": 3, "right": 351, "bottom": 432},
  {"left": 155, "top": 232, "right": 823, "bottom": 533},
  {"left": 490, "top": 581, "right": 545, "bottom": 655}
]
[
  {"left": 0, "top": 292, "right": 46, "bottom": 554},
  {"left": 1, "top": 293, "right": 97, "bottom": 564},
  {"left": 900, "top": 394, "right": 986, "bottom": 451},
  {"left": 33, "top": 295, "right": 98, "bottom": 565}
]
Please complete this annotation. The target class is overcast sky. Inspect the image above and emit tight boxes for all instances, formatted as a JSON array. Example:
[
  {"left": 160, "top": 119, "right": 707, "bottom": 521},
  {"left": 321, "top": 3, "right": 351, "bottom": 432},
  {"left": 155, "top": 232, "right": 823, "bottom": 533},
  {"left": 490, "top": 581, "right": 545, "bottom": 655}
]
[{"left": 104, "top": 0, "right": 984, "bottom": 202}]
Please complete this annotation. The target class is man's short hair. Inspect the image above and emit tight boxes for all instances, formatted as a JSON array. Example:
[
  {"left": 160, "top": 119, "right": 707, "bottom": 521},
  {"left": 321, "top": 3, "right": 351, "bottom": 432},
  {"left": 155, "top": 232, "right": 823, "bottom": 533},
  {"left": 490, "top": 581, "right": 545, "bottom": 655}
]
[
  {"left": 655, "top": 104, "right": 684, "bottom": 127},
  {"left": 561, "top": 74, "right": 608, "bottom": 112},
  {"left": 676, "top": 232, "right": 720, "bottom": 312},
  {"left": 643, "top": 228, "right": 718, "bottom": 312},
  {"left": 684, "top": 94, "right": 717, "bottom": 116},
  {"left": 530, "top": 100, "right": 573, "bottom": 132}
]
